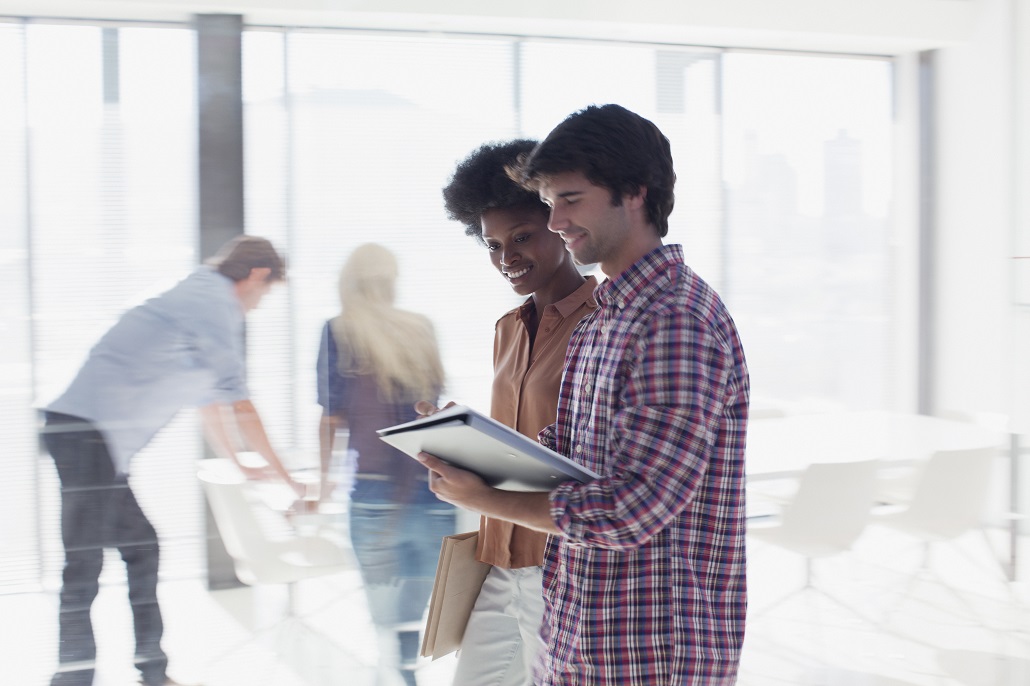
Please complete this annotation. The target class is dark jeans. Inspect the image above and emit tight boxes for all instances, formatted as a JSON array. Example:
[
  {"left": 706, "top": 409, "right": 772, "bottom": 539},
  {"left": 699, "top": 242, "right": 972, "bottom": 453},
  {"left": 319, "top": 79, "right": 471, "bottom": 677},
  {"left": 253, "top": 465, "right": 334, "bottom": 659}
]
[{"left": 42, "top": 412, "right": 168, "bottom": 686}]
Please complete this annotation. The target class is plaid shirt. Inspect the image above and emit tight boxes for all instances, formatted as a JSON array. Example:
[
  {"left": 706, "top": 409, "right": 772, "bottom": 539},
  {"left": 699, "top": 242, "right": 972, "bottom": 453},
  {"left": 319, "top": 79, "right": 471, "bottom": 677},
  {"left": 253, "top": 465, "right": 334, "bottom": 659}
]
[{"left": 539, "top": 245, "right": 749, "bottom": 685}]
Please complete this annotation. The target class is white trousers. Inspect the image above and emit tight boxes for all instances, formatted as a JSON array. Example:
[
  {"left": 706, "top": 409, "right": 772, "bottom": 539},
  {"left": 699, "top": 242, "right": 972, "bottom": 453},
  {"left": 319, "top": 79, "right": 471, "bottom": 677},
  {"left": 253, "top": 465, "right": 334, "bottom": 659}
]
[{"left": 451, "top": 565, "right": 545, "bottom": 686}]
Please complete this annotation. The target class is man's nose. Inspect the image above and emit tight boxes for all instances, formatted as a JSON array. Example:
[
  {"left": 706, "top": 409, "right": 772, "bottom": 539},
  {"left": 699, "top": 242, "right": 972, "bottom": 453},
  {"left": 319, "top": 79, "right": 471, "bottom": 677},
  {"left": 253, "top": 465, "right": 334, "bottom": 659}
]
[{"left": 547, "top": 206, "right": 568, "bottom": 233}]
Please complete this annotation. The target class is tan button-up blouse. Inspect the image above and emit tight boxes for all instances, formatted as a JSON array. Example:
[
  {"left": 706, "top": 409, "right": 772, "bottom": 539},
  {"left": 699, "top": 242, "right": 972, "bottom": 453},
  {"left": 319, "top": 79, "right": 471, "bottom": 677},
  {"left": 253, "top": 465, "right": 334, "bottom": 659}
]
[{"left": 477, "top": 276, "right": 598, "bottom": 568}]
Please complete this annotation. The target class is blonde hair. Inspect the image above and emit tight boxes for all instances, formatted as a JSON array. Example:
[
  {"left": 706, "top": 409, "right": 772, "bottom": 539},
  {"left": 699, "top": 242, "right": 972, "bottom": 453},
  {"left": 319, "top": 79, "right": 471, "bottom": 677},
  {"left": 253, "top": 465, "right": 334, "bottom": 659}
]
[{"left": 330, "top": 243, "right": 445, "bottom": 403}]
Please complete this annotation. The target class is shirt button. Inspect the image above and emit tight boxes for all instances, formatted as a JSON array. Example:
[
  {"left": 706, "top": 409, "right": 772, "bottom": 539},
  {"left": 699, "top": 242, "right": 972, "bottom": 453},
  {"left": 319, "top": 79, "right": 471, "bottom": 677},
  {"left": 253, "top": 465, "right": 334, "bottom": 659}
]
[{"left": 575, "top": 445, "right": 583, "bottom": 453}]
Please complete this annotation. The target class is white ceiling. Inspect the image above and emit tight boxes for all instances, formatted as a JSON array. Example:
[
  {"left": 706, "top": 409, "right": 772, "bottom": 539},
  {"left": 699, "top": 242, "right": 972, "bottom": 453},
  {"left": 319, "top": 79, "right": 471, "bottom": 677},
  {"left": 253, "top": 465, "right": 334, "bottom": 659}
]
[{"left": 0, "top": 0, "right": 982, "bottom": 54}]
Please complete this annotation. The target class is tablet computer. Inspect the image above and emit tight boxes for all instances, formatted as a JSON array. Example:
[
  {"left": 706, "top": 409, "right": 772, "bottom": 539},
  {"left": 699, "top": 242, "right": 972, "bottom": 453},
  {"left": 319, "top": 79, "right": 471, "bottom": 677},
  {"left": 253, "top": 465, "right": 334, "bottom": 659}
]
[{"left": 376, "top": 405, "right": 599, "bottom": 492}]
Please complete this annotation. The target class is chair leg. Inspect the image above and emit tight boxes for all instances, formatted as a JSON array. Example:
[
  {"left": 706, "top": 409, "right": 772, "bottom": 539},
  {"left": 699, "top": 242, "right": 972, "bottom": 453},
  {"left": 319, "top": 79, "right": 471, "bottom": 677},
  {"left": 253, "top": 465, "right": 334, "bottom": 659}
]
[
  {"left": 975, "top": 526, "right": 1013, "bottom": 582},
  {"left": 751, "top": 554, "right": 876, "bottom": 627},
  {"left": 201, "top": 580, "right": 371, "bottom": 683},
  {"left": 875, "top": 533, "right": 1016, "bottom": 633}
]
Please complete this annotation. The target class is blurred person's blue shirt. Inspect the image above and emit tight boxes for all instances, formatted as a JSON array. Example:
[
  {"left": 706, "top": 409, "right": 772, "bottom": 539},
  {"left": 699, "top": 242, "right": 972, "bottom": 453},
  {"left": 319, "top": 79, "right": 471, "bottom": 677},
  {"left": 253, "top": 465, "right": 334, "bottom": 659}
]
[{"left": 47, "top": 266, "right": 250, "bottom": 474}]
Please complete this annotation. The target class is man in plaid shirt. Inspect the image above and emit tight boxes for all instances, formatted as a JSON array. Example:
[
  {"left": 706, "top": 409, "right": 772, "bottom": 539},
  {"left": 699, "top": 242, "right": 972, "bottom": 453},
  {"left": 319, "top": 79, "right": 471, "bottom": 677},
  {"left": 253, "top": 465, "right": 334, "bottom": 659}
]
[{"left": 418, "top": 104, "right": 748, "bottom": 684}]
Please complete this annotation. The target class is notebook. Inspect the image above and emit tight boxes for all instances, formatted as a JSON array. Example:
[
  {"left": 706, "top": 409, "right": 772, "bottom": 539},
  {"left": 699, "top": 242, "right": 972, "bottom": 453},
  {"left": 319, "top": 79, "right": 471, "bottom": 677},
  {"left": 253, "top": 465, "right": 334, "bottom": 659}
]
[{"left": 376, "top": 404, "right": 599, "bottom": 492}]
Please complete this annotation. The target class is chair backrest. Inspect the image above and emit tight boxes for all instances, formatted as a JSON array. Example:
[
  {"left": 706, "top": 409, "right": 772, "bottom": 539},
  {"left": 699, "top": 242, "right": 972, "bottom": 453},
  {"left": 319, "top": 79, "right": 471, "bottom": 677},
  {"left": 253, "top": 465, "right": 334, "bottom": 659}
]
[
  {"left": 778, "top": 459, "right": 879, "bottom": 557},
  {"left": 899, "top": 446, "right": 997, "bottom": 539},
  {"left": 198, "top": 458, "right": 354, "bottom": 587},
  {"left": 197, "top": 460, "right": 269, "bottom": 584}
]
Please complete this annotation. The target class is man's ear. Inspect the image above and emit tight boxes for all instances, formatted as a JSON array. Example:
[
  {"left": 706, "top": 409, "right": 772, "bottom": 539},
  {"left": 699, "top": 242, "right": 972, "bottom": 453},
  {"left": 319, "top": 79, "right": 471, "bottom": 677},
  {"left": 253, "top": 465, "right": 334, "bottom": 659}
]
[
  {"left": 246, "top": 267, "right": 272, "bottom": 283},
  {"left": 625, "top": 185, "right": 647, "bottom": 210}
]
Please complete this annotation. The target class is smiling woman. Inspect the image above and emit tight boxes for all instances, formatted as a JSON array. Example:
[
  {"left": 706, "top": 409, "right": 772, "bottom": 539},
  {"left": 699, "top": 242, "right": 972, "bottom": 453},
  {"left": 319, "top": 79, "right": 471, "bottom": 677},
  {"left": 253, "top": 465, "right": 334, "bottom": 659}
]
[
  {"left": 481, "top": 206, "right": 585, "bottom": 333},
  {"left": 433, "top": 139, "right": 598, "bottom": 684}
]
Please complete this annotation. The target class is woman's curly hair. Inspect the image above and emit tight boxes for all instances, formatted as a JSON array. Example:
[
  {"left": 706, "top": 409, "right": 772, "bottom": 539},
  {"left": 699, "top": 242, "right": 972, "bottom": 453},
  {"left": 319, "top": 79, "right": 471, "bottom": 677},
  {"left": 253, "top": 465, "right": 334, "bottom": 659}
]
[{"left": 442, "top": 139, "right": 548, "bottom": 244}]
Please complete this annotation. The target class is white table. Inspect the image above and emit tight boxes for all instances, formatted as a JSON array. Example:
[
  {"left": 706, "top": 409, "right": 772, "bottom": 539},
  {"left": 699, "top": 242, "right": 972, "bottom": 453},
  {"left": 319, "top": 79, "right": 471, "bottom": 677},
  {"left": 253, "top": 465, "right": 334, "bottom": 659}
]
[{"left": 746, "top": 411, "right": 1006, "bottom": 480}]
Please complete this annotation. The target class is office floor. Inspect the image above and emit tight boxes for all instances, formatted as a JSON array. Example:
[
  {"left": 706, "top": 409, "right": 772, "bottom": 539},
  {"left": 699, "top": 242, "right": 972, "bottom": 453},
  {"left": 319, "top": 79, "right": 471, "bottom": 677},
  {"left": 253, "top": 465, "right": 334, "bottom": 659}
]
[{"left": 2, "top": 526, "right": 1028, "bottom": 686}]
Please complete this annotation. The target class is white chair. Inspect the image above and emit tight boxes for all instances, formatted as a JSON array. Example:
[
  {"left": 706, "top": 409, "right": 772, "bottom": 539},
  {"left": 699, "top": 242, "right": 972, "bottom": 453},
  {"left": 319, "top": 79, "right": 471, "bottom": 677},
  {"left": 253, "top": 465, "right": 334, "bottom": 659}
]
[
  {"left": 870, "top": 446, "right": 1008, "bottom": 626},
  {"left": 199, "top": 458, "right": 355, "bottom": 588},
  {"left": 198, "top": 458, "right": 360, "bottom": 672},
  {"left": 749, "top": 460, "right": 879, "bottom": 613},
  {"left": 874, "top": 410, "right": 981, "bottom": 506},
  {"left": 872, "top": 446, "right": 1000, "bottom": 568}
]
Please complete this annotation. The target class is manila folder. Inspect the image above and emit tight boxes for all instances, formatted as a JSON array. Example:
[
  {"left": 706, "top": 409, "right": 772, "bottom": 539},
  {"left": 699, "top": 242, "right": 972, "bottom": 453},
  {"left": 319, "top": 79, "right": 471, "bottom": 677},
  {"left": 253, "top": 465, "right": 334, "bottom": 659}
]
[{"left": 421, "top": 531, "right": 492, "bottom": 660}]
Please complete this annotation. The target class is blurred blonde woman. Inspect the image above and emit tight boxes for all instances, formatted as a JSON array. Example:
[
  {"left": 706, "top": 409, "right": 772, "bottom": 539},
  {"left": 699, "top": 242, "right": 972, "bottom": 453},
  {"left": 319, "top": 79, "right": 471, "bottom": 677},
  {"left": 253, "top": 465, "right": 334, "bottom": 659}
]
[{"left": 316, "top": 243, "right": 454, "bottom": 686}]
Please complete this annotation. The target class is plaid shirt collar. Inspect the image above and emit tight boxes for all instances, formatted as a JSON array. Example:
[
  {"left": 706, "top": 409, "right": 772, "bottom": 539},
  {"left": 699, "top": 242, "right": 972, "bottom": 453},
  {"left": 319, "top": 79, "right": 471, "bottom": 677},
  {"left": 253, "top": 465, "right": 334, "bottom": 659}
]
[{"left": 594, "top": 243, "right": 684, "bottom": 311}]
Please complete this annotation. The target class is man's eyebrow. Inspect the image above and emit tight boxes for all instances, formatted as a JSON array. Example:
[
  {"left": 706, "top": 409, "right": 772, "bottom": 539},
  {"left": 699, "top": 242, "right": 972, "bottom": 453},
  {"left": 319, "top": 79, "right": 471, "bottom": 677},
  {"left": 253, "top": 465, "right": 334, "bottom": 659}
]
[{"left": 556, "top": 190, "right": 582, "bottom": 199}]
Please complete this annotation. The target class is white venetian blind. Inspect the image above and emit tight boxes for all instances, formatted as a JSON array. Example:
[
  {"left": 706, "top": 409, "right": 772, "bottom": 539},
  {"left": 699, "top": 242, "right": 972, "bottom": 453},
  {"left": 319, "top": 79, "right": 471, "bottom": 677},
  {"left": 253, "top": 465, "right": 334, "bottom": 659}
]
[
  {"left": 0, "top": 19, "right": 36, "bottom": 592},
  {"left": 12, "top": 22, "right": 203, "bottom": 589}
]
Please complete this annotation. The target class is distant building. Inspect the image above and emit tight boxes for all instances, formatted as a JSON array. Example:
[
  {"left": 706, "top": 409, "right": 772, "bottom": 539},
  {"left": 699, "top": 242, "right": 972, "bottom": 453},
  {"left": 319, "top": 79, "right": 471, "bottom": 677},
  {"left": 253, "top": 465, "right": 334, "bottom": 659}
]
[{"left": 823, "top": 129, "right": 863, "bottom": 218}]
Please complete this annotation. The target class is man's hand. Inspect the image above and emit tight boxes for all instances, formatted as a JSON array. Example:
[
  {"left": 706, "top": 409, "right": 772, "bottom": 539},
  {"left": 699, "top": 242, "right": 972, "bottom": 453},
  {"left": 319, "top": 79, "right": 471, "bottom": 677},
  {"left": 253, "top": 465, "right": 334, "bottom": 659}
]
[
  {"left": 237, "top": 463, "right": 277, "bottom": 481},
  {"left": 416, "top": 451, "right": 492, "bottom": 510},
  {"left": 286, "top": 477, "right": 308, "bottom": 499},
  {"left": 418, "top": 451, "right": 560, "bottom": 534},
  {"left": 234, "top": 457, "right": 306, "bottom": 498}
]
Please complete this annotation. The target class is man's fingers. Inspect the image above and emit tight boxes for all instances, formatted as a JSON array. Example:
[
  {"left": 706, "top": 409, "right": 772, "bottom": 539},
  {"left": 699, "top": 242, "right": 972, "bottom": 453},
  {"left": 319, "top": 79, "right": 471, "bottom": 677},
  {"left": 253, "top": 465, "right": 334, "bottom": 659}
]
[{"left": 416, "top": 451, "right": 447, "bottom": 472}]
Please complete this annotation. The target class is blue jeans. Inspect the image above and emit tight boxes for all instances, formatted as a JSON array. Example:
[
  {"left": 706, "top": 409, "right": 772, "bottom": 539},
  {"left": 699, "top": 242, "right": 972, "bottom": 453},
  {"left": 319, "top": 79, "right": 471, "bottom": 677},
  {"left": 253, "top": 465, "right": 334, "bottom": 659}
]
[
  {"left": 349, "top": 478, "right": 456, "bottom": 630},
  {"left": 42, "top": 412, "right": 167, "bottom": 686}
]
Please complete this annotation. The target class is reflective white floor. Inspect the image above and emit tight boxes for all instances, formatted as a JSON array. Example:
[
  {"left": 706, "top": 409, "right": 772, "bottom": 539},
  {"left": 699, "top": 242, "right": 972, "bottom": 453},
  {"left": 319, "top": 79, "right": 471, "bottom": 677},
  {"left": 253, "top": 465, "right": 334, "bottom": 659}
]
[{"left": 2, "top": 525, "right": 1028, "bottom": 686}]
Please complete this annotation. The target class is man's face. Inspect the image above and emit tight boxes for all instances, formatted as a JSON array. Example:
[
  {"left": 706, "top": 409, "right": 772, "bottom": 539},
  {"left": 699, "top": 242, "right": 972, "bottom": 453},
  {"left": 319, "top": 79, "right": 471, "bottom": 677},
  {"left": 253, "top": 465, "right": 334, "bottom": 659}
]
[
  {"left": 235, "top": 268, "right": 274, "bottom": 312},
  {"left": 480, "top": 205, "right": 574, "bottom": 299},
  {"left": 538, "top": 171, "right": 633, "bottom": 276}
]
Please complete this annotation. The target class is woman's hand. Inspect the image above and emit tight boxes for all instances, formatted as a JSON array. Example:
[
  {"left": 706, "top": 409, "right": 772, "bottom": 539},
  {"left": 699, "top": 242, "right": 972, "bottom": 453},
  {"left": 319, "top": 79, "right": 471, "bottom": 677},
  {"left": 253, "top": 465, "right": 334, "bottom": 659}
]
[{"left": 413, "top": 400, "right": 456, "bottom": 418}]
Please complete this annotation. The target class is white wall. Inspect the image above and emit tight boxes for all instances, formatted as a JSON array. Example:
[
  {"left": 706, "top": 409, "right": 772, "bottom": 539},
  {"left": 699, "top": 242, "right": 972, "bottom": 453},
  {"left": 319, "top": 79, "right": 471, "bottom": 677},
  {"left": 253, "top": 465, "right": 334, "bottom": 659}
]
[
  {"left": 1012, "top": 0, "right": 1030, "bottom": 435},
  {"left": 934, "top": 0, "right": 1023, "bottom": 422}
]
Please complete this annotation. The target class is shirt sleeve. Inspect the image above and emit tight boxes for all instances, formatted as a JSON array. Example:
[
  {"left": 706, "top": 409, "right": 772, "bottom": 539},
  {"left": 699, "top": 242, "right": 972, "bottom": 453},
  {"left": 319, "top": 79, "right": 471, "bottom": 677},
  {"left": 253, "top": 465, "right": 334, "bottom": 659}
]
[
  {"left": 186, "top": 276, "right": 249, "bottom": 405},
  {"left": 316, "top": 320, "right": 351, "bottom": 416},
  {"left": 549, "top": 307, "right": 734, "bottom": 550},
  {"left": 538, "top": 422, "right": 557, "bottom": 450}
]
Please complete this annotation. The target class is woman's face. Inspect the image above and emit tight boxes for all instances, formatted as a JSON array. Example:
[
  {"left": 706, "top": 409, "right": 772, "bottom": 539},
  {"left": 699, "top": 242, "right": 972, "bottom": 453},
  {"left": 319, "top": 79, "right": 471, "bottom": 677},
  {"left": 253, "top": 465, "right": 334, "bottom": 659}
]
[{"left": 480, "top": 206, "right": 574, "bottom": 298}]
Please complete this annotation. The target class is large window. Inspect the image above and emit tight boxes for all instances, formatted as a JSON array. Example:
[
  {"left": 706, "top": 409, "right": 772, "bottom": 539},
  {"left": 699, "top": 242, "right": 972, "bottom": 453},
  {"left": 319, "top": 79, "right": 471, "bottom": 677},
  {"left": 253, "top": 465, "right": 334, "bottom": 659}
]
[
  {"left": 722, "top": 52, "right": 895, "bottom": 413},
  {"left": 0, "top": 20, "right": 897, "bottom": 591},
  {"left": 241, "top": 31, "right": 898, "bottom": 466},
  {"left": 0, "top": 21, "right": 199, "bottom": 591}
]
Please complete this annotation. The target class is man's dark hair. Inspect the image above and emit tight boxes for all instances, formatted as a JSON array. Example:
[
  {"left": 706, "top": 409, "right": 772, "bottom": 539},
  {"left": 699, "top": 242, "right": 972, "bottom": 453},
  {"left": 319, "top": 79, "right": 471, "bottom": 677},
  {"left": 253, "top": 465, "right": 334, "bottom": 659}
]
[
  {"left": 511, "top": 104, "right": 676, "bottom": 237},
  {"left": 442, "top": 139, "right": 548, "bottom": 244},
  {"left": 206, "top": 235, "right": 287, "bottom": 283}
]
